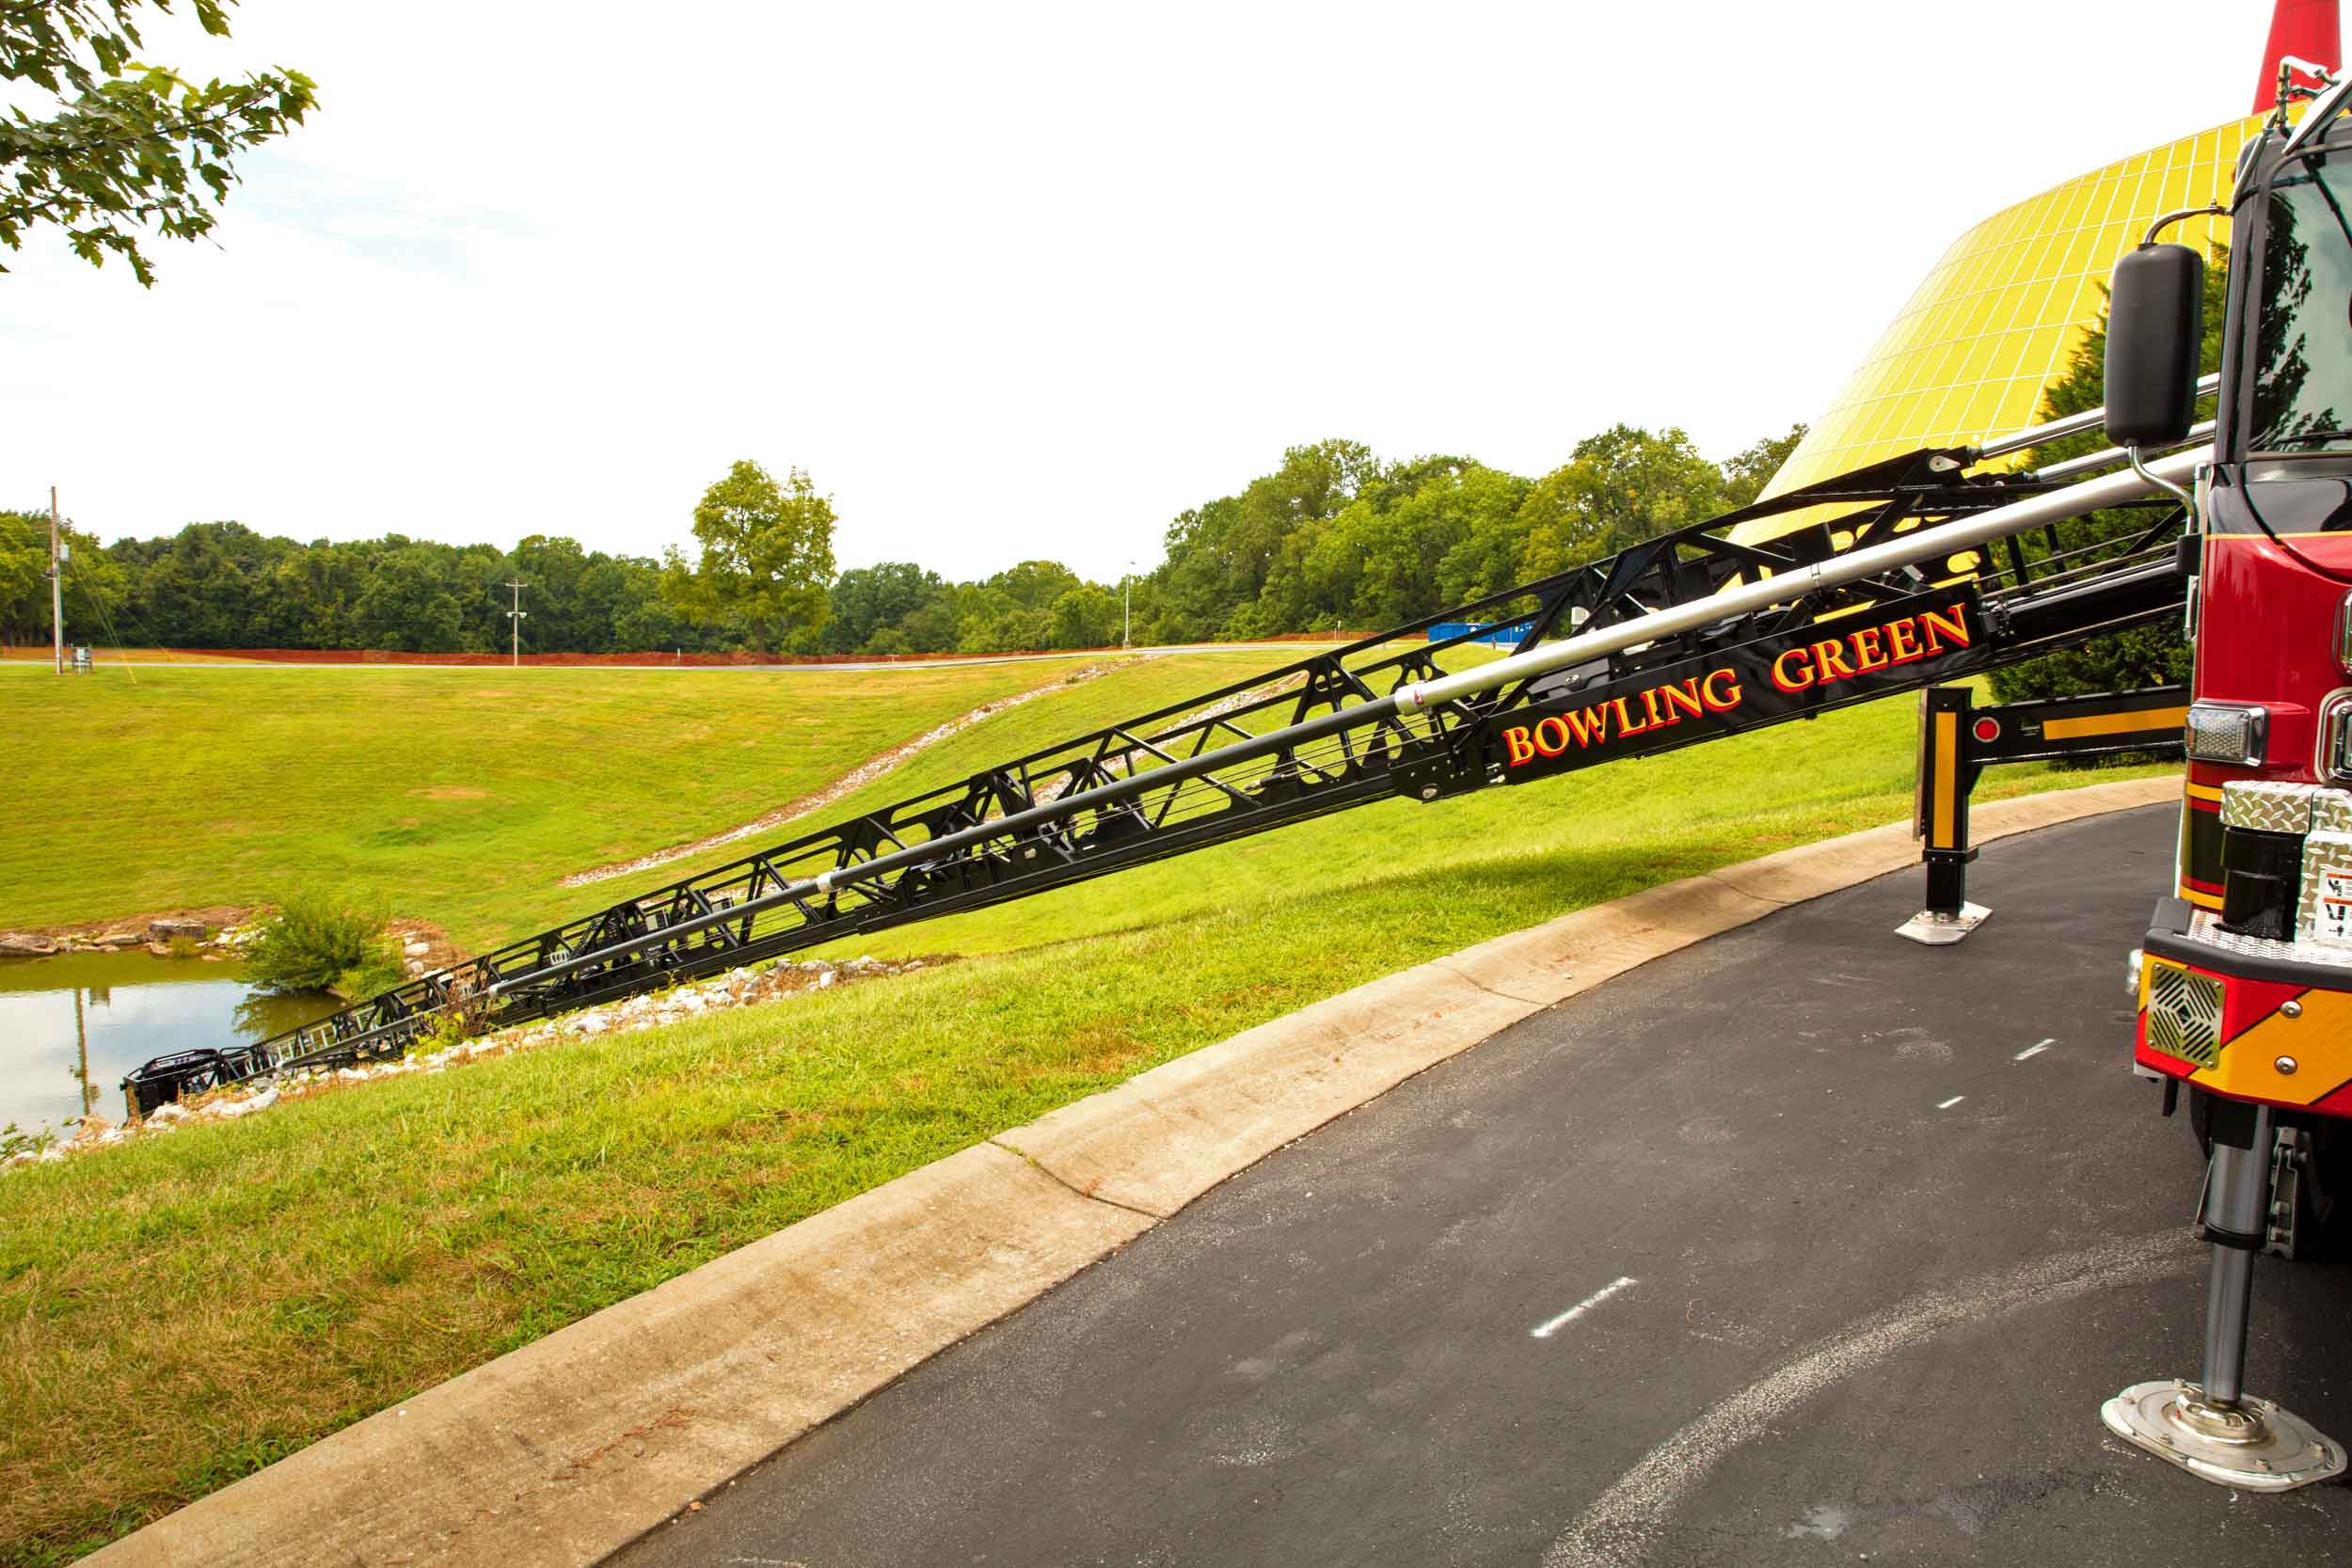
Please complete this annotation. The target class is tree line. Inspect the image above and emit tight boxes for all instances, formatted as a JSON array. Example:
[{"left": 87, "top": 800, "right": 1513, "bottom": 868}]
[{"left": 2, "top": 421, "right": 1805, "bottom": 657}]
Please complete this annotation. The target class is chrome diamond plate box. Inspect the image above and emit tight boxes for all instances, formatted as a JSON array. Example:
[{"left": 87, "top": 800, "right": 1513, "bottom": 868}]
[
  {"left": 2312, "top": 788, "right": 2352, "bottom": 836},
  {"left": 2299, "top": 829, "right": 2352, "bottom": 947},
  {"left": 2221, "top": 780, "right": 2327, "bottom": 833}
]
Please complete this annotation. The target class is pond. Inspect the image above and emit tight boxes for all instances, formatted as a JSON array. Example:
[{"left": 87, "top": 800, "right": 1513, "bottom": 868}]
[{"left": 0, "top": 951, "right": 340, "bottom": 1135}]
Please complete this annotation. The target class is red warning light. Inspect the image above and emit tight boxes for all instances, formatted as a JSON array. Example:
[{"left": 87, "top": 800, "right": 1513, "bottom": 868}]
[{"left": 1973, "top": 718, "right": 2001, "bottom": 743}]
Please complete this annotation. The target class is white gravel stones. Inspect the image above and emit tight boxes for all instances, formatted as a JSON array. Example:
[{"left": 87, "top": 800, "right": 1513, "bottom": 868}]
[
  {"left": 3, "top": 952, "right": 936, "bottom": 1177},
  {"left": 214, "top": 1085, "right": 278, "bottom": 1118}
]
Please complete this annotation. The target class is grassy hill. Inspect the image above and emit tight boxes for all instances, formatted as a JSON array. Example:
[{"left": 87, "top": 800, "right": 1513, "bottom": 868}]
[
  {"left": 0, "top": 654, "right": 2177, "bottom": 1563},
  {"left": 0, "top": 653, "right": 1277, "bottom": 944}
]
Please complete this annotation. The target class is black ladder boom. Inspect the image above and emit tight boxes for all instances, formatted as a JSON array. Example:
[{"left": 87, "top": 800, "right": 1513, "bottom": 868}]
[{"left": 122, "top": 439, "right": 2201, "bottom": 1113}]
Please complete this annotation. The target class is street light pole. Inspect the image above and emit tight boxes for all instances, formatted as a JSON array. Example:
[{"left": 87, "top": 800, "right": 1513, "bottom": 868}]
[{"left": 505, "top": 579, "right": 529, "bottom": 667}]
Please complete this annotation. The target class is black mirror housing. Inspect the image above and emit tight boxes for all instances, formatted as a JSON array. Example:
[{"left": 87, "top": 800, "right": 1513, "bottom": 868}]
[{"left": 2104, "top": 243, "right": 2204, "bottom": 447}]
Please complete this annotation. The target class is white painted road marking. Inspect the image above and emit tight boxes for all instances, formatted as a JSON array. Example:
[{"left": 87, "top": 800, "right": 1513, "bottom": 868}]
[
  {"left": 1541, "top": 1231, "right": 2200, "bottom": 1568},
  {"left": 2015, "top": 1038, "right": 2054, "bottom": 1061},
  {"left": 1936, "top": 1095, "right": 1965, "bottom": 1110},
  {"left": 1531, "top": 1276, "right": 1636, "bottom": 1338}
]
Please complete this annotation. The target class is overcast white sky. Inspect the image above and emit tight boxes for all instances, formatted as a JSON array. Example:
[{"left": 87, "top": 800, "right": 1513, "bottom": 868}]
[{"left": 0, "top": 2, "right": 2274, "bottom": 582}]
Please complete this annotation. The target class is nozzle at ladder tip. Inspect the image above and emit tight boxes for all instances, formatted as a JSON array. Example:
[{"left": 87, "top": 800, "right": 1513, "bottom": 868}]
[{"left": 2256, "top": 0, "right": 2343, "bottom": 113}]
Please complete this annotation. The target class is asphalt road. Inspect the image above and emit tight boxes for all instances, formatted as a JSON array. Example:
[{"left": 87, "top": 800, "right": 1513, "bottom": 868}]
[{"left": 612, "top": 804, "right": 2352, "bottom": 1567}]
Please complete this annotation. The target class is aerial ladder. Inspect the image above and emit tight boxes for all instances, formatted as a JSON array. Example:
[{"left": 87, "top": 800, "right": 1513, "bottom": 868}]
[
  {"left": 119, "top": 29, "right": 2352, "bottom": 1504},
  {"left": 124, "top": 426, "right": 2196, "bottom": 1106}
]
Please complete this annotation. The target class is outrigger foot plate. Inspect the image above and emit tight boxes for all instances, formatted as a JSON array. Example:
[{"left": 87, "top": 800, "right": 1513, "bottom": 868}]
[
  {"left": 2102, "top": 1380, "right": 2346, "bottom": 1491},
  {"left": 1896, "top": 902, "right": 1989, "bottom": 945}
]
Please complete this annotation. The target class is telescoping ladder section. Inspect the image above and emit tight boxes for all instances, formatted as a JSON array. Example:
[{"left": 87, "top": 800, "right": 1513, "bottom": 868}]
[{"left": 123, "top": 420, "right": 2208, "bottom": 1112}]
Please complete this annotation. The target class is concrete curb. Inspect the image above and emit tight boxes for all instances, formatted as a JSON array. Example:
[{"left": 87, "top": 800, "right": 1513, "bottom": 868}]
[{"left": 82, "top": 775, "right": 2177, "bottom": 1568}]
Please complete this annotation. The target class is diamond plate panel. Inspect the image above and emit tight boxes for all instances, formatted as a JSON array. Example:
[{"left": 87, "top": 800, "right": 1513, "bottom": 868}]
[
  {"left": 2311, "top": 789, "right": 2352, "bottom": 835},
  {"left": 2185, "top": 911, "right": 2352, "bottom": 968},
  {"left": 2220, "top": 780, "right": 2324, "bottom": 832},
  {"left": 2147, "top": 960, "right": 2224, "bottom": 1069}
]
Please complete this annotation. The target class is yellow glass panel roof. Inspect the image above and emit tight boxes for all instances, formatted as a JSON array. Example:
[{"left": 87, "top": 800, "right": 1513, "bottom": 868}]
[{"left": 1755, "top": 113, "right": 2263, "bottom": 507}]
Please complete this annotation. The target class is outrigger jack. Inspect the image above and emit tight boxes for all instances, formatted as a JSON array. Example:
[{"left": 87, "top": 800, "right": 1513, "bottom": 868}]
[{"left": 2104, "top": 1107, "right": 2344, "bottom": 1489}]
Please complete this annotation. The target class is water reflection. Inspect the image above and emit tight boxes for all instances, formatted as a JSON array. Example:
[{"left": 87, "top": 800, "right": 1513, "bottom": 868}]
[{"left": 0, "top": 952, "right": 339, "bottom": 1134}]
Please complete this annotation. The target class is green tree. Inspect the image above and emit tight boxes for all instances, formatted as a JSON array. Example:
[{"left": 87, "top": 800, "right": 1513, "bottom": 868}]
[
  {"left": 0, "top": 511, "right": 49, "bottom": 645},
  {"left": 1721, "top": 422, "right": 1808, "bottom": 509},
  {"left": 1513, "top": 425, "right": 1725, "bottom": 582},
  {"left": 660, "top": 460, "right": 837, "bottom": 656},
  {"left": 894, "top": 594, "right": 961, "bottom": 654},
  {"left": 1, "top": 509, "right": 124, "bottom": 647},
  {"left": 352, "top": 543, "right": 463, "bottom": 652},
  {"left": 987, "top": 559, "right": 1083, "bottom": 612},
  {"left": 1989, "top": 250, "right": 2231, "bottom": 702},
  {"left": 824, "top": 561, "right": 946, "bottom": 654},
  {"left": 2, "top": 0, "right": 316, "bottom": 285},
  {"left": 1047, "top": 583, "right": 1120, "bottom": 649},
  {"left": 1151, "top": 439, "right": 1375, "bottom": 639},
  {"left": 507, "top": 534, "right": 590, "bottom": 652}
]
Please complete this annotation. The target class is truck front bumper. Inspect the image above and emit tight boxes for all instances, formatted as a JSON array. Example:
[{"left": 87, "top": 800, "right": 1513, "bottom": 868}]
[{"left": 2138, "top": 896, "right": 2352, "bottom": 1113}]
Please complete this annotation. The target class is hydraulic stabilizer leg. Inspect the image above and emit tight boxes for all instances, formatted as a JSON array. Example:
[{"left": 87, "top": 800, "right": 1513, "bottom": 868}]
[
  {"left": 2103, "top": 1105, "right": 2346, "bottom": 1490},
  {"left": 1897, "top": 687, "right": 1988, "bottom": 945}
]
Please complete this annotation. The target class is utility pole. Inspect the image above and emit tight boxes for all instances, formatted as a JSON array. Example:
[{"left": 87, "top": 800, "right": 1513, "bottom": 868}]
[
  {"left": 505, "top": 579, "right": 529, "bottom": 667},
  {"left": 49, "top": 486, "right": 64, "bottom": 675}
]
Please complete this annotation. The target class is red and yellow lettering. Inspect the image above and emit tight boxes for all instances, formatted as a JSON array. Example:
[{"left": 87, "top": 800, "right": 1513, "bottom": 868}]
[
  {"left": 1534, "top": 715, "right": 1573, "bottom": 755},
  {"left": 1610, "top": 695, "right": 1652, "bottom": 737},
  {"left": 1919, "top": 604, "right": 1971, "bottom": 654},
  {"left": 1642, "top": 686, "right": 1670, "bottom": 727},
  {"left": 1771, "top": 647, "right": 1815, "bottom": 692},
  {"left": 1502, "top": 725, "right": 1536, "bottom": 766},
  {"left": 1851, "top": 626, "right": 1887, "bottom": 671},
  {"left": 1887, "top": 618, "right": 1922, "bottom": 663},
  {"left": 1812, "top": 640, "right": 1858, "bottom": 681},
  {"left": 1701, "top": 669, "right": 1743, "bottom": 711},
  {"left": 1561, "top": 706, "right": 1611, "bottom": 748},
  {"left": 1660, "top": 678, "right": 1706, "bottom": 721}
]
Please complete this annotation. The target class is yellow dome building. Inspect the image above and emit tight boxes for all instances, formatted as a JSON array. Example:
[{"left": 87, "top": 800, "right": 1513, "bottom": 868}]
[{"left": 1756, "top": 116, "right": 2256, "bottom": 508}]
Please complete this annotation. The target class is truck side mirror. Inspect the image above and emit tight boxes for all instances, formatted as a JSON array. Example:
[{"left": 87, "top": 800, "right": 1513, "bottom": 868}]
[{"left": 2104, "top": 243, "right": 2205, "bottom": 447}]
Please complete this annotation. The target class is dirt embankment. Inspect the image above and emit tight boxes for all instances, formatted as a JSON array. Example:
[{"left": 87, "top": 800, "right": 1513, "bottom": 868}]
[
  {"left": 0, "top": 908, "right": 466, "bottom": 976},
  {"left": 11, "top": 906, "right": 254, "bottom": 942}
]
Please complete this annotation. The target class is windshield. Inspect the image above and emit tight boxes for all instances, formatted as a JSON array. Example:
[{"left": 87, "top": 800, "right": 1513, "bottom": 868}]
[{"left": 2249, "top": 144, "right": 2352, "bottom": 452}]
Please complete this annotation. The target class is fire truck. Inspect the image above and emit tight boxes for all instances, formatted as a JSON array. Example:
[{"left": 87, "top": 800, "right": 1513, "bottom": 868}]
[
  {"left": 2102, "top": 52, "right": 2352, "bottom": 1492},
  {"left": 117, "top": 0, "right": 2351, "bottom": 1505}
]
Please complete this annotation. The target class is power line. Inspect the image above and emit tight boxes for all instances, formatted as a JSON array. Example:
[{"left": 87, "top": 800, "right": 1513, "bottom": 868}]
[{"left": 64, "top": 535, "right": 140, "bottom": 687}]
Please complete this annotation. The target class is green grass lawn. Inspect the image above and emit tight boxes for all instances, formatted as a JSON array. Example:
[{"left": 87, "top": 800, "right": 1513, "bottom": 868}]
[
  {"left": 0, "top": 654, "right": 1279, "bottom": 946},
  {"left": 0, "top": 656, "right": 2178, "bottom": 1564}
]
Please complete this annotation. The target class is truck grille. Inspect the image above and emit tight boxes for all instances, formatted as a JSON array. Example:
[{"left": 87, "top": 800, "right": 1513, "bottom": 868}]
[{"left": 2146, "top": 961, "right": 2223, "bottom": 1069}]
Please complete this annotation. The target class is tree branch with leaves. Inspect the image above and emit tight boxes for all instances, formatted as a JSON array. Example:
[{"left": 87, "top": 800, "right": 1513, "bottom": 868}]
[{"left": 2, "top": 0, "right": 314, "bottom": 284}]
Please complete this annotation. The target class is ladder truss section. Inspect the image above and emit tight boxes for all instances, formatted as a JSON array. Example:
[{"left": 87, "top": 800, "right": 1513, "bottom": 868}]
[{"left": 123, "top": 442, "right": 2195, "bottom": 1110}]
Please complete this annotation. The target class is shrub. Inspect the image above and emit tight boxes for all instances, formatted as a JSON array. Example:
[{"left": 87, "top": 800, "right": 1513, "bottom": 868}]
[
  {"left": 242, "top": 896, "right": 394, "bottom": 995},
  {"left": 334, "top": 943, "right": 407, "bottom": 1003}
]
